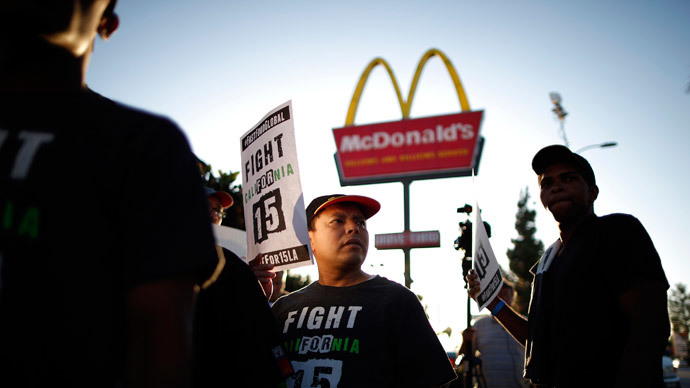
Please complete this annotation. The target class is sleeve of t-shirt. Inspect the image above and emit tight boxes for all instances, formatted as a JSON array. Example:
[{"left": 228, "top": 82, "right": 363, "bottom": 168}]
[
  {"left": 118, "top": 114, "right": 218, "bottom": 289},
  {"left": 392, "top": 287, "right": 457, "bottom": 386},
  {"left": 602, "top": 214, "right": 669, "bottom": 297}
]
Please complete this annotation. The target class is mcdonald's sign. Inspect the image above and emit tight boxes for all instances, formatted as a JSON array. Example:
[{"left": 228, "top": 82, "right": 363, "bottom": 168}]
[{"left": 333, "top": 49, "right": 484, "bottom": 186}]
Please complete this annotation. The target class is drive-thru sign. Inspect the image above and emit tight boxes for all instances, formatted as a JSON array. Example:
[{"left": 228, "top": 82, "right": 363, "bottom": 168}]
[{"left": 375, "top": 231, "right": 440, "bottom": 250}]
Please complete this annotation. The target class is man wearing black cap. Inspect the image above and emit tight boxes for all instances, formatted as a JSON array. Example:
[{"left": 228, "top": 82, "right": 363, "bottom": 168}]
[
  {"left": 466, "top": 145, "right": 670, "bottom": 387},
  {"left": 0, "top": 1, "right": 218, "bottom": 387},
  {"left": 271, "top": 194, "right": 457, "bottom": 387}
]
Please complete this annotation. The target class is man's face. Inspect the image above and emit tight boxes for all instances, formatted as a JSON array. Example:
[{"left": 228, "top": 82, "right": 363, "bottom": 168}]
[
  {"left": 308, "top": 203, "right": 369, "bottom": 275},
  {"left": 207, "top": 196, "right": 225, "bottom": 226},
  {"left": 539, "top": 162, "right": 598, "bottom": 224}
]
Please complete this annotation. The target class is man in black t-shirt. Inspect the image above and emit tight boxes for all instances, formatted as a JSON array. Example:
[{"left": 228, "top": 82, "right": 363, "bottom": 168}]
[
  {"left": 0, "top": 1, "right": 218, "bottom": 387},
  {"left": 466, "top": 145, "right": 670, "bottom": 388},
  {"left": 270, "top": 194, "right": 457, "bottom": 387},
  {"left": 192, "top": 187, "right": 291, "bottom": 388}
]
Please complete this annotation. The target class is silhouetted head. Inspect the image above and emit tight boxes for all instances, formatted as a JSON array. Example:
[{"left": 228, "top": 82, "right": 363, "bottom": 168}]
[{"left": 0, "top": 0, "right": 119, "bottom": 57}]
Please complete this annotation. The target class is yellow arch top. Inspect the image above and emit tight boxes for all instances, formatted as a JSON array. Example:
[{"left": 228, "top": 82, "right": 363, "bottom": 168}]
[{"left": 344, "top": 48, "right": 471, "bottom": 126}]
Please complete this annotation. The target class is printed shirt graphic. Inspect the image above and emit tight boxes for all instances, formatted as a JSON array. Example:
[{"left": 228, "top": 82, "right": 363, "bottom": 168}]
[{"left": 271, "top": 276, "right": 457, "bottom": 388}]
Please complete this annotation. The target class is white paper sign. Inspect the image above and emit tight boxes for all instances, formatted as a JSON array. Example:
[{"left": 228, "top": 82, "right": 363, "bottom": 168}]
[
  {"left": 212, "top": 224, "right": 247, "bottom": 260},
  {"left": 239, "top": 101, "right": 313, "bottom": 271},
  {"left": 472, "top": 201, "right": 503, "bottom": 311}
]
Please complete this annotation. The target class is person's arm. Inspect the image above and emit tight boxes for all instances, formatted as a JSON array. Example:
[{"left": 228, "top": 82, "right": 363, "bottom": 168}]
[
  {"left": 126, "top": 276, "right": 198, "bottom": 388},
  {"left": 458, "top": 327, "right": 476, "bottom": 356},
  {"left": 249, "top": 259, "right": 276, "bottom": 299},
  {"left": 466, "top": 269, "right": 528, "bottom": 345},
  {"left": 614, "top": 278, "right": 670, "bottom": 388}
]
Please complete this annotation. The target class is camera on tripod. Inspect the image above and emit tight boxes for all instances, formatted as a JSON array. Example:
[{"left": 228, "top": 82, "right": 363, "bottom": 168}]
[
  {"left": 452, "top": 204, "right": 491, "bottom": 388},
  {"left": 453, "top": 204, "right": 474, "bottom": 258},
  {"left": 453, "top": 204, "right": 491, "bottom": 259}
]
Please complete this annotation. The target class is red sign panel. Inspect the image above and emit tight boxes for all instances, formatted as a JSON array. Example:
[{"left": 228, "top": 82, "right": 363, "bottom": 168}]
[
  {"left": 333, "top": 111, "right": 483, "bottom": 186},
  {"left": 375, "top": 231, "right": 441, "bottom": 250}
]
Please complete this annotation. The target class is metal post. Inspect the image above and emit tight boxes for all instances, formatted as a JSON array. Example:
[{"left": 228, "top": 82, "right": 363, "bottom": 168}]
[{"left": 403, "top": 180, "right": 412, "bottom": 288}]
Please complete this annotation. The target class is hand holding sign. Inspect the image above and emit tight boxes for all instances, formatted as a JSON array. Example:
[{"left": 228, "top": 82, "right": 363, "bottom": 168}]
[{"left": 470, "top": 201, "right": 503, "bottom": 311}]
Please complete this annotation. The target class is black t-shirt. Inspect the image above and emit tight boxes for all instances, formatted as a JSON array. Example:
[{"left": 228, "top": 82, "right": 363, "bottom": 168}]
[
  {"left": 192, "top": 248, "right": 286, "bottom": 387},
  {"left": 272, "top": 275, "right": 457, "bottom": 388},
  {"left": 0, "top": 90, "right": 218, "bottom": 387},
  {"left": 525, "top": 214, "right": 669, "bottom": 387}
]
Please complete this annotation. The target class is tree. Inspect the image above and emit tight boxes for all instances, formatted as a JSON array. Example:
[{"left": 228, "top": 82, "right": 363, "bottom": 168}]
[
  {"left": 506, "top": 187, "right": 544, "bottom": 315},
  {"left": 669, "top": 283, "right": 690, "bottom": 335}
]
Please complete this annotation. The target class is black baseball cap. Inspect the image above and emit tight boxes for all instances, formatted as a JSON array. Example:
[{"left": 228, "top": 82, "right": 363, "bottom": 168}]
[
  {"left": 306, "top": 194, "right": 381, "bottom": 225},
  {"left": 104, "top": 0, "right": 118, "bottom": 17},
  {"left": 532, "top": 145, "right": 596, "bottom": 186}
]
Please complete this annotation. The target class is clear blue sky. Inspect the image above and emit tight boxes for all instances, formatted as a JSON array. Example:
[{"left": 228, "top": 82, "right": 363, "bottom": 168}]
[{"left": 89, "top": 0, "right": 690, "bottom": 349}]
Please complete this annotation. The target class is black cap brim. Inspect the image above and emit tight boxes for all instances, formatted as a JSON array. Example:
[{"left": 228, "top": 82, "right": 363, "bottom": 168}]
[{"left": 532, "top": 145, "right": 596, "bottom": 185}]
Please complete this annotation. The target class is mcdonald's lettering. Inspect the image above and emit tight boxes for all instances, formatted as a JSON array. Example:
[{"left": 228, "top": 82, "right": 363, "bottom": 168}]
[
  {"left": 333, "top": 48, "right": 484, "bottom": 186},
  {"left": 338, "top": 123, "right": 474, "bottom": 153},
  {"left": 333, "top": 110, "right": 483, "bottom": 183}
]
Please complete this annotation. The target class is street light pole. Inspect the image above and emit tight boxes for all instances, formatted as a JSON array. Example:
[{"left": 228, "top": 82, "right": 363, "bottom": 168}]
[
  {"left": 575, "top": 142, "right": 618, "bottom": 154},
  {"left": 549, "top": 92, "right": 570, "bottom": 148}
]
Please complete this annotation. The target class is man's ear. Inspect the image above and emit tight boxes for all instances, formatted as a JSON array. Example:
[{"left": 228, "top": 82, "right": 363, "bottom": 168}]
[
  {"left": 98, "top": 12, "right": 119, "bottom": 40},
  {"left": 308, "top": 231, "right": 315, "bottom": 254},
  {"left": 589, "top": 184, "right": 599, "bottom": 204}
]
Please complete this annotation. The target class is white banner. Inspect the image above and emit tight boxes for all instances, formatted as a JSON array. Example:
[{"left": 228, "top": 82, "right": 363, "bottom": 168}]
[
  {"left": 472, "top": 201, "right": 503, "bottom": 311},
  {"left": 212, "top": 224, "right": 247, "bottom": 261},
  {"left": 240, "top": 101, "right": 313, "bottom": 271}
]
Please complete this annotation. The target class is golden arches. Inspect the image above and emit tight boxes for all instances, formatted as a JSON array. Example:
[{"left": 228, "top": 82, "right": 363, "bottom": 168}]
[{"left": 344, "top": 48, "right": 471, "bottom": 126}]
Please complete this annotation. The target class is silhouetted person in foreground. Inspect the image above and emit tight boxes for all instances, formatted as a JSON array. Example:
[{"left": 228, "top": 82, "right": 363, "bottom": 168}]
[
  {"left": 0, "top": 1, "right": 218, "bottom": 387},
  {"left": 192, "top": 187, "right": 291, "bottom": 388}
]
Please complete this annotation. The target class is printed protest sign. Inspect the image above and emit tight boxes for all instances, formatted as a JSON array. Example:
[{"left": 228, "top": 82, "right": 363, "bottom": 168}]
[
  {"left": 472, "top": 201, "right": 503, "bottom": 310},
  {"left": 240, "top": 101, "right": 313, "bottom": 271}
]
